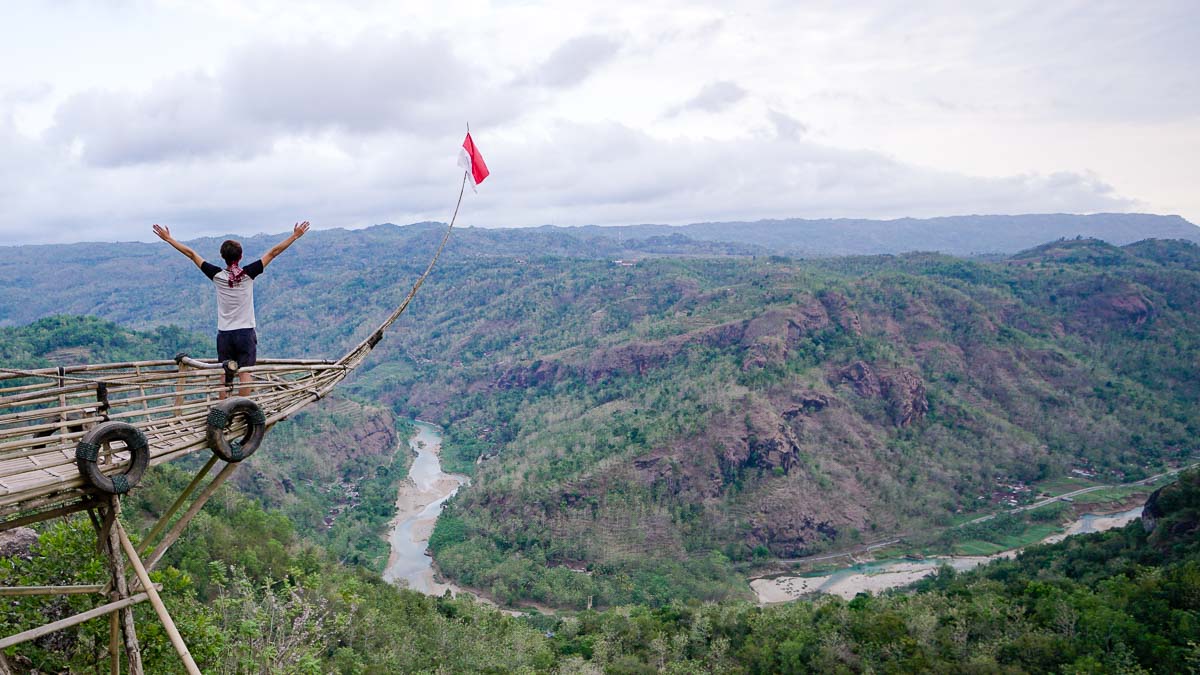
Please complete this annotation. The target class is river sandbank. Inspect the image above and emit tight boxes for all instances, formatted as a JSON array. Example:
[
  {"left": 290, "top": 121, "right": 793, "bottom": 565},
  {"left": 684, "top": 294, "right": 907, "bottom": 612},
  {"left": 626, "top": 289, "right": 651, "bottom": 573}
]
[
  {"left": 752, "top": 505, "right": 1143, "bottom": 604},
  {"left": 382, "top": 422, "right": 468, "bottom": 594}
]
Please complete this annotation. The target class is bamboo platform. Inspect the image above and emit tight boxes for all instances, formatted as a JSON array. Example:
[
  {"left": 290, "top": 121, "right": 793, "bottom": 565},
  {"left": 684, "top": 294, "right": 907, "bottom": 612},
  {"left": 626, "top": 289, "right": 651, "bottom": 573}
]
[
  {"left": 0, "top": 355, "right": 348, "bottom": 528},
  {"left": 0, "top": 185, "right": 463, "bottom": 673}
]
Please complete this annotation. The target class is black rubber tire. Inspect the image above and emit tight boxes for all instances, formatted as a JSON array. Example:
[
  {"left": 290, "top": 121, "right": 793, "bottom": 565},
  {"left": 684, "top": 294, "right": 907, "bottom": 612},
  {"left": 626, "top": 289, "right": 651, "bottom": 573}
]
[
  {"left": 75, "top": 421, "right": 150, "bottom": 494},
  {"left": 206, "top": 397, "right": 266, "bottom": 463}
]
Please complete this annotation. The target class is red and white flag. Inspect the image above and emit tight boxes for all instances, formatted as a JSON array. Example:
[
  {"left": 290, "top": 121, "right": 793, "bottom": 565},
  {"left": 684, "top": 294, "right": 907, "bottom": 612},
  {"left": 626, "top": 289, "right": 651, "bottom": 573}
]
[{"left": 458, "top": 132, "right": 490, "bottom": 191}]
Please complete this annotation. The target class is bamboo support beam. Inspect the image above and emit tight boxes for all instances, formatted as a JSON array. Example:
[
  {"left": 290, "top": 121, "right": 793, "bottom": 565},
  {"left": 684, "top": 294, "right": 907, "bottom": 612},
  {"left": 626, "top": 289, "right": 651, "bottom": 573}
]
[
  {"left": 110, "top": 611, "right": 121, "bottom": 675},
  {"left": 0, "top": 584, "right": 104, "bottom": 596},
  {"left": 143, "top": 460, "right": 238, "bottom": 574},
  {"left": 0, "top": 592, "right": 151, "bottom": 650},
  {"left": 139, "top": 455, "right": 218, "bottom": 557},
  {"left": 0, "top": 590, "right": 152, "bottom": 648},
  {"left": 0, "top": 499, "right": 98, "bottom": 532},
  {"left": 114, "top": 519, "right": 200, "bottom": 675},
  {"left": 173, "top": 362, "right": 188, "bottom": 418},
  {"left": 104, "top": 502, "right": 142, "bottom": 675}
]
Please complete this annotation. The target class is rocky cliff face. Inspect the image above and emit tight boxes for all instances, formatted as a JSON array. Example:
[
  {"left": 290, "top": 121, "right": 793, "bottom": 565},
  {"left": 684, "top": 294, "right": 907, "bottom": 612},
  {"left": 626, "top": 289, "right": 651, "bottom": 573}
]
[
  {"left": 882, "top": 369, "right": 929, "bottom": 428},
  {"left": 480, "top": 297, "right": 936, "bottom": 555},
  {"left": 834, "top": 361, "right": 928, "bottom": 427},
  {"left": 714, "top": 406, "right": 802, "bottom": 479},
  {"left": 497, "top": 296, "right": 835, "bottom": 388},
  {"left": 818, "top": 290, "right": 863, "bottom": 336}
]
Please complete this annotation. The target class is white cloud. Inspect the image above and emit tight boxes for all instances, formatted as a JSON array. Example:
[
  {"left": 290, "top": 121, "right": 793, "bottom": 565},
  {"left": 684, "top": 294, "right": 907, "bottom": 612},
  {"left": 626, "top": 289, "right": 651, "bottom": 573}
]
[
  {"left": 46, "top": 33, "right": 528, "bottom": 168},
  {"left": 523, "top": 35, "right": 623, "bottom": 88},
  {"left": 461, "top": 120, "right": 1136, "bottom": 228},
  {"left": 766, "top": 110, "right": 806, "bottom": 140},
  {"left": 49, "top": 73, "right": 267, "bottom": 166},
  {"left": 667, "top": 80, "right": 747, "bottom": 117},
  {"left": 223, "top": 35, "right": 513, "bottom": 133},
  {"left": 0, "top": 0, "right": 1195, "bottom": 244}
]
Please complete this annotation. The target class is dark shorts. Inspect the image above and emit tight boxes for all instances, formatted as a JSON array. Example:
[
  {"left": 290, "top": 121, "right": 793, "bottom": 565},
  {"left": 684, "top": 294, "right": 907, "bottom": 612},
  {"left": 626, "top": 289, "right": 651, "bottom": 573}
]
[{"left": 216, "top": 328, "right": 257, "bottom": 379}]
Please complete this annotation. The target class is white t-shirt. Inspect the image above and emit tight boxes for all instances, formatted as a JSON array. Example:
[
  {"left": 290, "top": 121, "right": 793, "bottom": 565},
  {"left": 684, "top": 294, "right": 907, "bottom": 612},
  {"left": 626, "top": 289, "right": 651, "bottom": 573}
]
[{"left": 200, "top": 259, "right": 264, "bottom": 331}]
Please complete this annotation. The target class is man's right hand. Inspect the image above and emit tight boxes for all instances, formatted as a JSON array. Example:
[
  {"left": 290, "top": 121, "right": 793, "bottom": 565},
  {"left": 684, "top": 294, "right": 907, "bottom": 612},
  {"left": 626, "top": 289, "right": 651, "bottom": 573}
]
[{"left": 153, "top": 224, "right": 204, "bottom": 268}]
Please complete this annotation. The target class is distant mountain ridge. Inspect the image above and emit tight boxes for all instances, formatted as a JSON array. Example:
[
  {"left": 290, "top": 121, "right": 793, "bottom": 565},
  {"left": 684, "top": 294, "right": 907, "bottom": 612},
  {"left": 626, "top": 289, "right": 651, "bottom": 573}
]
[
  {"left": 562, "top": 212, "right": 1200, "bottom": 256},
  {"left": 1, "top": 214, "right": 1197, "bottom": 333}
]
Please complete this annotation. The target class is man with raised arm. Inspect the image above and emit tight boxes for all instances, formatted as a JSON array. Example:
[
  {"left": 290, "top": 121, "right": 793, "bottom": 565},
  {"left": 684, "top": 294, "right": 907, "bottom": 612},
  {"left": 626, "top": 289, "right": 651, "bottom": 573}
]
[{"left": 153, "top": 221, "right": 310, "bottom": 397}]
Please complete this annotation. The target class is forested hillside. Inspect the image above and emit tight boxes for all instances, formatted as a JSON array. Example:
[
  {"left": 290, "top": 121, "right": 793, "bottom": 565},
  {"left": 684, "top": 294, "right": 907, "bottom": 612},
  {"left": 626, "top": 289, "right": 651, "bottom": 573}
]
[
  {"left": 1, "top": 213, "right": 1197, "bottom": 330},
  {"left": 5, "top": 460, "right": 1198, "bottom": 672},
  {"left": 401, "top": 237, "right": 1200, "bottom": 607},
  {"left": 1, "top": 232, "right": 1198, "bottom": 609},
  {"left": 2, "top": 234, "right": 1199, "bottom": 671}
]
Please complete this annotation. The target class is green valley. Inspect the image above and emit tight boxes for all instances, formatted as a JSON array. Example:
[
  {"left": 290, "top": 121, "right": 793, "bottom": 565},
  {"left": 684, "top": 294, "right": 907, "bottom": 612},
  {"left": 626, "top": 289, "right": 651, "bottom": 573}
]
[{"left": 1, "top": 226, "right": 1199, "bottom": 672}]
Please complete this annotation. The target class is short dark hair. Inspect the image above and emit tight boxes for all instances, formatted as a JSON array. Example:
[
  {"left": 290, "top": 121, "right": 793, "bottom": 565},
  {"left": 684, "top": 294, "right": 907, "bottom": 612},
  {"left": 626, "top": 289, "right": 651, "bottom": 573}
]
[{"left": 220, "top": 240, "right": 242, "bottom": 265}]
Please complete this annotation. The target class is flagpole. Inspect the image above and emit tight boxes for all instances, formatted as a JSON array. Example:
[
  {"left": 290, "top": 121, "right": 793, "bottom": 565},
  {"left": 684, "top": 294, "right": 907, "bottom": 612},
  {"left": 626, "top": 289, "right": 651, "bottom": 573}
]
[{"left": 335, "top": 170, "right": 468, "bottom": 366}]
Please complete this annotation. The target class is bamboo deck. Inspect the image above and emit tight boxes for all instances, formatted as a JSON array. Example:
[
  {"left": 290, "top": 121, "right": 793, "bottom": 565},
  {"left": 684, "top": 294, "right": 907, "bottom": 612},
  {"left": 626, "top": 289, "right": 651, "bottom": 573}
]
[
  {"left": 0, "top": 357, "right": 350, "bottom": 525},
  {"left": 0, "top": 178, "right": 466, "bottom": 674}
]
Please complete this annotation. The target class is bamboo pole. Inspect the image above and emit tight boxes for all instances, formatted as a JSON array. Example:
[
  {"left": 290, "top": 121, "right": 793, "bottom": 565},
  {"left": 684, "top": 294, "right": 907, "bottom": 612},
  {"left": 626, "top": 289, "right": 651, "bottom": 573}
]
[
  {"left": 0, "top": 592, "right": 151, "bottom": 650},
  {"left": 139, "top": 455, "right": 218, "bottom": 557},
  {"left": 173, "top": 361, "right": 188, "bottom": 417},
  {"left": 110, "top": 611, "right": 121, "bottom": 675},
  {"left": 0, "top": 425, "right": 98, "bottom": 455},
  {"left": 143, "top": 460, "right": 238, "bottom": 574},
  {"left": 104, "top": 501, "right": 143, "bottom": 675},
  {"left": 0, "top": 499, "right": 97, "bottom": 532},
  {"left": 0, "top": 401, "right": 95, "bottom": 424},
  {"left": 102, "top": 504, "right": 121, "bottom": 674},
  {"left": 0, "top": 381, "right": 96, "bottom": 407},
  {"left": 114, "top": 519, "right": 200, "bottom": 675},
  {"left": 0, "top": 584, "right": 105, "bottom": 596}
]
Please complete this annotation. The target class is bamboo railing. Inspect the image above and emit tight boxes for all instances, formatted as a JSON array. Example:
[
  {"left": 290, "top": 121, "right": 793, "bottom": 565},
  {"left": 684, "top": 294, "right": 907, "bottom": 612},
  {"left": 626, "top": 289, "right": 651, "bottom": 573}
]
[{"left": 0, "top": 356, "right": 346, "bottom": 525}]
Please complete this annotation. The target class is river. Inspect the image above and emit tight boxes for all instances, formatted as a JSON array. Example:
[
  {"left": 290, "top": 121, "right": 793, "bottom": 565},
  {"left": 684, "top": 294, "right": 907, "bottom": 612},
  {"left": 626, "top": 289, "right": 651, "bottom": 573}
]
[
  {"left": 382, "top": 421, "right": 468, "bottom": 593},
  {"left": 379, "top": 428, "right": 1148, "bottom": 603},
  {"left": 751, "top": 505, "right": 1145, "bottom": 604}
]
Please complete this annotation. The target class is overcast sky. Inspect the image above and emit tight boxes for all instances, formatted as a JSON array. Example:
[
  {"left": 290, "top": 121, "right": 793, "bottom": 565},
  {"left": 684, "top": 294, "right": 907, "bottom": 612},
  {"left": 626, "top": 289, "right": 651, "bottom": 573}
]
[{"left": 1, "top": 0, "right": 1197, "bottom": 244}]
